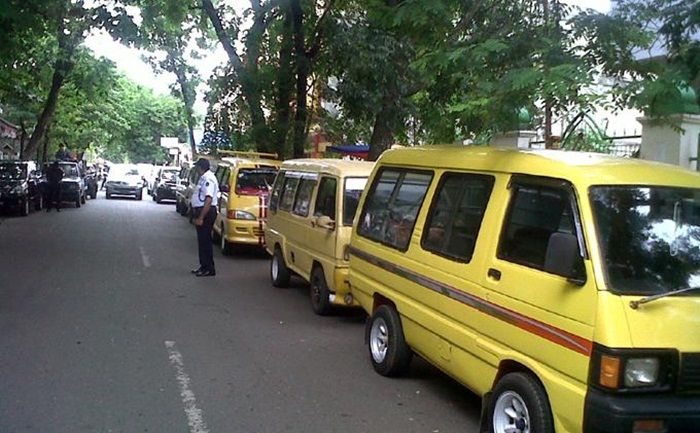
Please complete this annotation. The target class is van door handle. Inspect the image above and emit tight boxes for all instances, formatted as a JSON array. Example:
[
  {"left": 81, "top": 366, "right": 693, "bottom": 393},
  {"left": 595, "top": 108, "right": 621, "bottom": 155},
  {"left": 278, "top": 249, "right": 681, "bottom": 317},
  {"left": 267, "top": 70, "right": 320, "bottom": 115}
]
[{"left": 487, "top": 268, "right": 501, "bottom": 281}]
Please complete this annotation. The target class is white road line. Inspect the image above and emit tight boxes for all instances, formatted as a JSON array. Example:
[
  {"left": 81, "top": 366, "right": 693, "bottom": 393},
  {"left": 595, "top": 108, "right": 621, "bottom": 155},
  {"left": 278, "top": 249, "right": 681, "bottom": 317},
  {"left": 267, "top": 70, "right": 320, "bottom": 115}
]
[
  {"left": 165, "top": 340, "right": 210, "bottom": 433},
  {"left": 140, "top": 246, "right": 151, "bottom": 268}
]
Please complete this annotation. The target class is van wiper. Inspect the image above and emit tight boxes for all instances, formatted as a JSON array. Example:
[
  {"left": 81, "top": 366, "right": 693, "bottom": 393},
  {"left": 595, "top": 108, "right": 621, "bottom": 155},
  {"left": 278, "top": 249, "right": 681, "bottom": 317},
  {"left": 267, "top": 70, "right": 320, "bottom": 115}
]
[{"left": 629, "top": 286, "right": 700, "bottom": 309}]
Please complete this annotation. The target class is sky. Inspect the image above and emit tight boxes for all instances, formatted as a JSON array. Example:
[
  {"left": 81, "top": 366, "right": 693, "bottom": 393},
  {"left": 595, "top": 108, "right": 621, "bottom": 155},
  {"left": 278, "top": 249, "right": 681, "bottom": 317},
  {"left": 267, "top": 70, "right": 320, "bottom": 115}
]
[{"left": 83, "top": 0, "right": 612, "bottom": 118}]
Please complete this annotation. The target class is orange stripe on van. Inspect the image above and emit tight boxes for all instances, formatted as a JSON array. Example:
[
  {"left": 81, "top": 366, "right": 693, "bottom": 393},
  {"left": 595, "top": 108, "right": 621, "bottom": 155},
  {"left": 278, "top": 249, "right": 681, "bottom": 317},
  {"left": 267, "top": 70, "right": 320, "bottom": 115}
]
[{"left": 349, "top": 246, "right": 593, "bottom": 356}]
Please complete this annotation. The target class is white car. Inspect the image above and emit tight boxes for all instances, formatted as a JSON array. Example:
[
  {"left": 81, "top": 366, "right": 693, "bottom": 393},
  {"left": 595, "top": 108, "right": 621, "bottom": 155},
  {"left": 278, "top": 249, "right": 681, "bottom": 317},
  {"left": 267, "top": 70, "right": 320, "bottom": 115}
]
[{"left": 105, "top": 164, "right": 144, "bottom": 200}]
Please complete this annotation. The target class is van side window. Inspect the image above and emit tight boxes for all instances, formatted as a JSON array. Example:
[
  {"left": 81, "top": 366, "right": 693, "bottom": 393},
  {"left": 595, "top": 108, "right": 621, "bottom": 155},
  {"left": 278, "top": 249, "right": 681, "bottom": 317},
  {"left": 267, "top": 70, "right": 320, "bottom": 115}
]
[
  {"left": 499, "top": 183, "right": 577, "bottom": 270},
  {"left": 422, "top": 173, "right": 494, "bottom": 262},
  {"left": 293, "top": 178, "right": 317, "bottom": 217},
  {"left": 268, "top": 170, "right": 286, "bottom": 213},
  {"left": 279, "top": 175, "right": 300, "bottom": 211},
  {"left": 314, "top": 177, "right": 337, "bottom": 220},
  {"left": 359, "top": 168, "right": 433, "bottom": 251}
]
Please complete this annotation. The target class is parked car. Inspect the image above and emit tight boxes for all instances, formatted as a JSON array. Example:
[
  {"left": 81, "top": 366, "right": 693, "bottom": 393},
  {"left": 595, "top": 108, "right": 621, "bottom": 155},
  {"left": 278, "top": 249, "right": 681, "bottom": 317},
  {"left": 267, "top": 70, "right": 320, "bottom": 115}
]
[
  {"left": 0, "top": 160, "right": 43, "bottom": 216},
  {"left": 151, "top": 166, "right": 180, "bottom": 203},
  {"left": 175, "top": 165, "right": 198, "bottom": 217},
  {"left": 40, "top": 160, "right": 87, "bottom": 208},
  {"left": 105, "top": 164, "right": 144, "bottom": 200},
  {"left": 264, "top": 159, "right": 373, "bottom": 315},
  {"left": 347, "top": 146, "right": 700, "bottom": 433},
  {"left": 211, "top": 151, "right": 280, "bottom": 253}
]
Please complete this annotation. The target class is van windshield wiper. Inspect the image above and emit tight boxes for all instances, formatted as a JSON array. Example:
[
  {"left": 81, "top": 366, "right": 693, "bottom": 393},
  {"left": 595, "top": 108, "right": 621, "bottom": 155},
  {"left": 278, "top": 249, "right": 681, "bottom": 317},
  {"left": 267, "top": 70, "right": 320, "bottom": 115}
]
[{"left": 629, "top": 286, "right": 700, "bottom": 309}]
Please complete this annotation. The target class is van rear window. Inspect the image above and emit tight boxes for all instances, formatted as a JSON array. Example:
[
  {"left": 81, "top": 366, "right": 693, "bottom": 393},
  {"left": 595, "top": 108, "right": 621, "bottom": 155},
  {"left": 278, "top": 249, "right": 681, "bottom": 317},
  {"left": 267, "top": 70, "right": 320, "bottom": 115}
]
[{"left": 358, "top": 168, "right": 433, "bottom": 251}]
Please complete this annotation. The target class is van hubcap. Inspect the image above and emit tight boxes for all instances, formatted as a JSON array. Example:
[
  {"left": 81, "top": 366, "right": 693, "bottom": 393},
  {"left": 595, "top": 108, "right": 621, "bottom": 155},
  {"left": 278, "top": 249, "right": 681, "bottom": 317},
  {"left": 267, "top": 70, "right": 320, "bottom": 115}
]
[
  {"left": 493, "top": 391, "right": 530, "bottom": 433},
  {"left": 369, "top": 317, "right": 389, "bottom": 363},
  {"left": 272, "top": 256, "right": 279, "bottom": 280}
]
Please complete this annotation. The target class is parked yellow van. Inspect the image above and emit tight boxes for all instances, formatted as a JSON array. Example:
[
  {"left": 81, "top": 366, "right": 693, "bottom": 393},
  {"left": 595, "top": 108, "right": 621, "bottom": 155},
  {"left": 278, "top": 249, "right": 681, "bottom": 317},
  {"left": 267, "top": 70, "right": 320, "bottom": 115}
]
[
  {"left": 265, "top": 159, "right": 374, "bottom": 315},
  {"left": 211, "top": 151, "right": 280, "bottom": 253},
  {"left": 347, "top": 146, "right": 700, "bottom": 433}
]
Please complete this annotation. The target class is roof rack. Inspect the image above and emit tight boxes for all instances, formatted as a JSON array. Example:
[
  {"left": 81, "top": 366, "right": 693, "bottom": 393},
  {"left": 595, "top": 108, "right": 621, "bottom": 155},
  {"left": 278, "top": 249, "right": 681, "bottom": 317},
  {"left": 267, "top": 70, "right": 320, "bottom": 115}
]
[{"left": 218, "top": 150, "right": 278, "bottom": 160}]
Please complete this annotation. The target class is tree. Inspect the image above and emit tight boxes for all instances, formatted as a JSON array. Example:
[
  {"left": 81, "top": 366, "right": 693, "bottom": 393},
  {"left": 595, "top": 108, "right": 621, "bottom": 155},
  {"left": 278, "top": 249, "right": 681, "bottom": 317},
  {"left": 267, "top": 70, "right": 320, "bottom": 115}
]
[
  {"left": 134, "top": 0, "right": 209, "bottom": 158},
  {"left": 1, "top": 0, "right": 138, "bottom": 158},
  {"left": 609, "top": 0, "right": 700, "bottom": 116}
]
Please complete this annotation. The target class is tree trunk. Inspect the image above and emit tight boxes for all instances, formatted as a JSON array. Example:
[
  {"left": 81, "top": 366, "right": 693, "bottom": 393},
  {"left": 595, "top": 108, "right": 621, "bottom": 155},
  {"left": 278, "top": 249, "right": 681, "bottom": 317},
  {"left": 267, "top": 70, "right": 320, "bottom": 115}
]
[
  {"left": 201, "top": 0, "right": 272, "bottom": 154},
  {"left": 272, "top": 5, "right": 294, "bottom": 157},
  {"left": 290, "top": 0, "right": 308, "bottom": 158},
  {"left": 24, "top": 60, "right": 71, "bottom": 158},
  {"left": 368, "top": 106, "right": 395, "bottom": 161},
  {"left": 173, "top": 61, "right": 198, "bottom": 158}
]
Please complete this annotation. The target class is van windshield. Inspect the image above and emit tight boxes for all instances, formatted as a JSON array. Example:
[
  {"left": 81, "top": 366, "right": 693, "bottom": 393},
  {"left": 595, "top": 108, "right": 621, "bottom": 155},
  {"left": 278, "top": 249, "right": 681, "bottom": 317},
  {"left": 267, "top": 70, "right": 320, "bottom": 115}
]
[
  {"left": 236, "top": 168, "right": 277, "bottom": 196},
  {"left": 343, "top": 177, "right": 368, "bottom": 226},
  {"left": 590, "top": 186, "right": 700, "bottom": 296}
]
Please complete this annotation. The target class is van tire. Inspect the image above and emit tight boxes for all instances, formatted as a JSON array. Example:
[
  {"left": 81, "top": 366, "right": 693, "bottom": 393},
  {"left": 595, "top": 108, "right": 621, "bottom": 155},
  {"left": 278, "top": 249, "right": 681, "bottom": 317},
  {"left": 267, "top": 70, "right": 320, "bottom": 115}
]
[
  {"left": 488, "top": 373, "right": 554, "bottom": 433},
  {"left": 220, "top": 227, "right": 233, "bottom": 255},
  {"left": 310, "top": 266, "right": 331, "bottom": 316},
  {"left": 367, "top": 305, "right": 413, "bottom": 377},
  {"left": 271, "top": 248, "right": 291, "bottom": 288}
]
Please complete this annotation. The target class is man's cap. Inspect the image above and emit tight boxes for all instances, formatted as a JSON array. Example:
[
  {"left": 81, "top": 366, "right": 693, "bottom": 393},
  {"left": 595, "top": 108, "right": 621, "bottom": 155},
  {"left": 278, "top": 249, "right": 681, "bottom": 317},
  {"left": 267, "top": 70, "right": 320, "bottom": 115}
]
[{"left": 194, "top": 158, "right": 210, "bottom": 170}]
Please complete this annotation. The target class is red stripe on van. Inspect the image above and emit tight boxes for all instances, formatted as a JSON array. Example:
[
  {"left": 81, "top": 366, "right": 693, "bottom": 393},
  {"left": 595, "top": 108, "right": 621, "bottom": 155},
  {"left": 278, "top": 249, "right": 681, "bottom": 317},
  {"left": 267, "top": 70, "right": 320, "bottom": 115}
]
[{"left": 349, "top": 246, "right": 593, "bottom": 356}]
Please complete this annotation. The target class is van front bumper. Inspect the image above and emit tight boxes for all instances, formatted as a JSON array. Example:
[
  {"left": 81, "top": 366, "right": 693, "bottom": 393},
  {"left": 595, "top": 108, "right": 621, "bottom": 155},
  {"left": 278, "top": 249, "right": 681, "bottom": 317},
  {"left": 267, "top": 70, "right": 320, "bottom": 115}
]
[
  {"left": 224, "top": 219, "right": 265, "bottom": 245},
  {"left": 584, "top": 387, "right": 700, "bottom": 433}
]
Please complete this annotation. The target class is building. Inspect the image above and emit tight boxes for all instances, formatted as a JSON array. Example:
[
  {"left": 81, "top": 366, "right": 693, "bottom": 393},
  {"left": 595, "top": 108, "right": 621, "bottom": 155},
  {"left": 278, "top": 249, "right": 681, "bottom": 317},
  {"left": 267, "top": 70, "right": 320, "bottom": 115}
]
[{"left": 0, "top": 117, "right": 20, "bottom": 160}]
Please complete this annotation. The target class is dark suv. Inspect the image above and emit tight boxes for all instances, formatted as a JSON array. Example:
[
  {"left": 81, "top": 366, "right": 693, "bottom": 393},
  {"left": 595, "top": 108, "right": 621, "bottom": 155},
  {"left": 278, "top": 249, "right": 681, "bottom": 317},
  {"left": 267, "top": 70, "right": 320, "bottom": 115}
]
[
  {"left": 40, "top": 161, "right": 88, "bottom": 208},
  {"left": 0, "top": 160, "right": 43, "bottom": 216}
]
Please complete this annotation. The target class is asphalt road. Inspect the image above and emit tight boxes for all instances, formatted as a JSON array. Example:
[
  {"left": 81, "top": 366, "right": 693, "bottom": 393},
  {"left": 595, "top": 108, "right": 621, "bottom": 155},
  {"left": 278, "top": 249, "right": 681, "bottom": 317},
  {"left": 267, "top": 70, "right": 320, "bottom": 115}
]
[{"left": 0, "top": 191, "right": 481, "bottom": 433}]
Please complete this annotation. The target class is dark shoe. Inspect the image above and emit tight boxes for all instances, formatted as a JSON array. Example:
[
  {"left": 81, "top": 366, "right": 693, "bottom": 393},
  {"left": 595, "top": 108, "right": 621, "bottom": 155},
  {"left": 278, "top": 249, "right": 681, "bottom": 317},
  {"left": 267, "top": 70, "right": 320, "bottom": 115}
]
[
  {"left": 56, "top": 208, "right": 60, "bottom": 212},
  {"left": 191, "top": 267, "right": 204, "bottom": 274},
  {"left": 195, "top": 269, "right": 216, "bottom": 277},
  {"left": 46, "top": 208, "right": 51, "bottom": 213}
]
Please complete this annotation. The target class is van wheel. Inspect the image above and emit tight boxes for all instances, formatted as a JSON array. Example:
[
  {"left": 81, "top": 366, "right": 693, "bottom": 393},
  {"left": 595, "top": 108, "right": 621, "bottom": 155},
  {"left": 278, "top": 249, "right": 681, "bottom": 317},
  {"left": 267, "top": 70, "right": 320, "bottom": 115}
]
[
  {"left": 488, "top": 373, "right": 554, "bottom": 433},
  {"left": 220, "top": 227, "right": 233, "bottom": 255},
  {"left": 310, "top": 266, "right": 331, "bottom": 316},
  {"left": 368, "top": 305, "right": 413, "bottom": 377},
  {"left": 271, "top": 247, "right": 290, "bottom": 288}
]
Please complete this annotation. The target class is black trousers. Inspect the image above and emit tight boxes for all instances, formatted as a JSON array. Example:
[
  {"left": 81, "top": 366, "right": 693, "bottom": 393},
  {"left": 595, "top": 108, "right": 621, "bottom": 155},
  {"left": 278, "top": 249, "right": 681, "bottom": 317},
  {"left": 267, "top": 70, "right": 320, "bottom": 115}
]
[
  {"left": 46, "top": 184, "right": 61, "bottom": 209},
  {"left": 195, "top": 207, "right": 217, "bottom": 271}
]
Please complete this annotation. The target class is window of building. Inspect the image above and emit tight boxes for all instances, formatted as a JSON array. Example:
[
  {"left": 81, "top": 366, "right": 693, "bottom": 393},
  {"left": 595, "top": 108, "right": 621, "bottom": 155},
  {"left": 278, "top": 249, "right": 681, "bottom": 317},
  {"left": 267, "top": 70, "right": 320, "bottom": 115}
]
[
  {"left": 358, "top": 168, "right": 433, "bottom": 251},
  {"left": 421, "top": 173, "right": 494, "bottom": 262}
]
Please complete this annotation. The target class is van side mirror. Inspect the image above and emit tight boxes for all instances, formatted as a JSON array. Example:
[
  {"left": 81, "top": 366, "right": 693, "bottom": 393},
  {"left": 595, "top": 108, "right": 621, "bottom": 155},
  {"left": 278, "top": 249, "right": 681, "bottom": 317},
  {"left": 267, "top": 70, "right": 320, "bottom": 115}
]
[
  {"left": 316, "top": 215, "right": 336, "bottom": 230},
  {"left": 544, "top": 232, "right": 586, "bottom": 285},
  {"left": 220, "top": 184, "right": 230, "bottom": 193}
]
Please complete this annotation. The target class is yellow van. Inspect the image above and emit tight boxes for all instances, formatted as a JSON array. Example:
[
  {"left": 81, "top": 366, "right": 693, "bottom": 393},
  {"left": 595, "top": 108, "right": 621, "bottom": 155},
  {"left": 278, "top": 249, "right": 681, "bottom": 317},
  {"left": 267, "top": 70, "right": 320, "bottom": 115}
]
[
  {"left": 211, "top": 151, "right": 280, "bottom": 253},
  {"left": 264, "top": 159, "right": 374, "bottom": 315},
  {"left": 347, "top": 146, "right": 700, "bottom": 433}
]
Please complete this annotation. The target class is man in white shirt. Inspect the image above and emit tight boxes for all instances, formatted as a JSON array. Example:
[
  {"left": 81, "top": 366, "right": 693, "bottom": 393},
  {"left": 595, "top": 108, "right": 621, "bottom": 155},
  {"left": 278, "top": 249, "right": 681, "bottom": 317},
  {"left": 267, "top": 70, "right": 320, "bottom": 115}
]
[{"left": 190, "top": 158, "right": 219, "bottom": 277}]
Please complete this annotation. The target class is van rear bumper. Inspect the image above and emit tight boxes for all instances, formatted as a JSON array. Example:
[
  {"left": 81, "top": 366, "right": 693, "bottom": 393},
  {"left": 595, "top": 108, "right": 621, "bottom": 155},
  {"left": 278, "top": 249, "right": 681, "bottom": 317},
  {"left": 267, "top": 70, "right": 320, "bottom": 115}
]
[{"left": 584, "top": 387, "right": 700, "bottom": 433}]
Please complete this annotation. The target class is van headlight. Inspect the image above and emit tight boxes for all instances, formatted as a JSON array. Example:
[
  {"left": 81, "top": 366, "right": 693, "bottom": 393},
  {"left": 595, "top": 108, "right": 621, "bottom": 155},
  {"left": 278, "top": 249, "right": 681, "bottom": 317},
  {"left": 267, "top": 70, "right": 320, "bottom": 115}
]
[
  {"left": 590, "top": 345, "right": 676, "bottom": 392},
  {"left": 624, "top": 358, "right": 660, "bottom": 387},
  {"left": 227, "top": 210, "right": 256, "bottom": 220}
]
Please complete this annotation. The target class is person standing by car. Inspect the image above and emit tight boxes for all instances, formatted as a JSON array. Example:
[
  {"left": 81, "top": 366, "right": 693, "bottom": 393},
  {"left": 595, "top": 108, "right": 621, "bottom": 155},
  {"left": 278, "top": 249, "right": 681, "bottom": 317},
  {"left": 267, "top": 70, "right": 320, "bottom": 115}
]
[
  {"left": 55, "top": 144, "right": 71, "bottom": 161},
  {"left": 190, "top": 158, "right": 218, "bottom": 277},
  {"left": 45, "top": 161, "right": 64, "bottom": 212}
]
